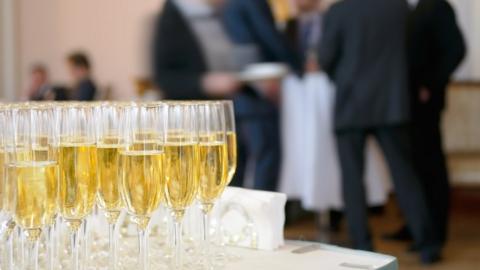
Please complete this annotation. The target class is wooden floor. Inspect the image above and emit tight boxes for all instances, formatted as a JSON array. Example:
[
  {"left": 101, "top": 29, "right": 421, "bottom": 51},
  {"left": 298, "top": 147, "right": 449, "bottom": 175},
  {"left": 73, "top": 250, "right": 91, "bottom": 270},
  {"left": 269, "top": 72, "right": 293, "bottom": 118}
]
[{"left": 284, "top": 188, "right": 480, "bottom": 269}]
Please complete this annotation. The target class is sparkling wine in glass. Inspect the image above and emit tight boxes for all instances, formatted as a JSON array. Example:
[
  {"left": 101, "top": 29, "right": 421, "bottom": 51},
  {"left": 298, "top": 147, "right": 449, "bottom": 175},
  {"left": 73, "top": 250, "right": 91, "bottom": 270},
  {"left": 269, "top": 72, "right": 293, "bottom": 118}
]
[
  {"left": 95, "top": 102, "right": 129, "bottom": 270},
  {"left": 119, "top": 103, "right": 165, "bottom": 270},
  {"left": 163, "top": 103, "right": 199, "bottom": 269},
  {"left": 196, "top": 102, "right": 229, "bottom": 269},
  {"left": 7, "top": 107, "right": 59, "bottom": 270},
  {"left": 57, "top": 105, "right": 98, "bottom": 270},
  {"left": 222, "top": 101, "right": 237, "bottom": 186}
]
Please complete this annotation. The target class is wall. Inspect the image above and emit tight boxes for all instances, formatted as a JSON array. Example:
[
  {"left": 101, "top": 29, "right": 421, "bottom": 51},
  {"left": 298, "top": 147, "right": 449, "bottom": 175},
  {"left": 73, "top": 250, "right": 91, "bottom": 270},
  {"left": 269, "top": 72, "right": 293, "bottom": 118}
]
[
  {"left": 450, "top": 0, "right": 480, "bottom": 81},
  {"left": 1, "top": 0, "right": 18, "bottom": 101},
  {"left": 17, "top": 0, "right": 164, "bottom": 100}
]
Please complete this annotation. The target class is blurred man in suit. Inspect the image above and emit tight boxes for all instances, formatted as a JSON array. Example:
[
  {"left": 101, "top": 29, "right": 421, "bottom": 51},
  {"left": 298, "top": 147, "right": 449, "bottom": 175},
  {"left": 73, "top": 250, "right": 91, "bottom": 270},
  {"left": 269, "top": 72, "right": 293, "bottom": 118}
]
[
  {"left": 223, "top": 0, "right": 300, "bottom": 71},
  {"left": 67, "top": 52, "right": 97, "bottom": 101},
  {"left": 153, "top": 0, "right": 286, "bottom": 191},
  {"left": 220, "top": 0, "right": 300, "bottom": 190},
  {"left": 386, "top": 0, "right": 466, "bottom": 247},
  {"left": 319, "top": 0, "right": 441, "bottom": 264},
  {"left": 152, "top": 0, "right": 240, "bottom": 101},
  {"left": 285, "top": 0, "right": 327, "bottom": 72}
]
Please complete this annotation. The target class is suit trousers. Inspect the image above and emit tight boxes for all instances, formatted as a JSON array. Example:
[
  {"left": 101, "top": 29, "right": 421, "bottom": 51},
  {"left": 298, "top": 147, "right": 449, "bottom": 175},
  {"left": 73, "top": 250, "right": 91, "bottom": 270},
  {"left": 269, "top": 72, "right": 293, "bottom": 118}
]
[
  {"left": 412, "top": 106, "right": 450, "bottom": 245},
  {"left": 336, "top": 125, "right": 435, "bottom": 251},
  {"left": 231, "top": 114, "right": 281, "bottom": 191}
]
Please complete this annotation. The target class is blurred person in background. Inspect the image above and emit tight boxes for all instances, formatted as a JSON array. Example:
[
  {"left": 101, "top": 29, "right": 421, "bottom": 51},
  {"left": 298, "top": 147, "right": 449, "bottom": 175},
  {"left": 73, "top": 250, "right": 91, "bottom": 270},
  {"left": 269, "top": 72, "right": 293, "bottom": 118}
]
[
  {"left": 67, "top": 52, "right": 97, "bottom": 101},
  {"left": 385, "top": 0, "right": 466, "bottom": 248},
  {"left": 318, "top": 0, "right": 441, "bottom": 264},
  {"left": 152, "top": 0, "right": 240, "bottom": 100},
  {"left": 152, "top": 0, "right": 249, "bottom": 188},
  {"left": 285, "top": 0, "right": 328, "bottom": 73},
  {"left": 152, "top": 0, "right": 295, "bottom": 191},
  {"left": 220, "top": 0, "right": 300, "bottom": 191},
  {"left": 25, "top": 64, "right": 55, "bottom": 101},
  {"left": 282, "top": 0, "right": 391, "bottom": 233},
  {"left": 223, "top": 0, "right": 301, "bottom": 72},
  {"left": 23, "top": 64, "right": 69, "bottom": 101},
  {"left": 282, "top": 0, "right": 333, "bottom": 226}
]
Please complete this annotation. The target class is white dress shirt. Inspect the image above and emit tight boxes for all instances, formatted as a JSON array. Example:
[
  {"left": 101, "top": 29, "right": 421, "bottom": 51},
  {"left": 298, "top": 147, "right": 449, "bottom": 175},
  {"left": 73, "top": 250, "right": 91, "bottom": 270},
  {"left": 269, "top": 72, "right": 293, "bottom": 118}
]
[{"left": 408, "top": 0, "right": 420, "bottom": 8}]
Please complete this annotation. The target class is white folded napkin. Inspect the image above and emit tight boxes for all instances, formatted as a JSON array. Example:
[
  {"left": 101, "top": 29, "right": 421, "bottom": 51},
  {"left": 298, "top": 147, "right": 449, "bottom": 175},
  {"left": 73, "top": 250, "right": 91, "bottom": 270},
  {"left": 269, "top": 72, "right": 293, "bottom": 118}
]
[
  {"left": 214, "top": 187, "right": 287, "bottom": 251},
  {"left": 88, "top": 187, "right": 288, "bottom": 252}
]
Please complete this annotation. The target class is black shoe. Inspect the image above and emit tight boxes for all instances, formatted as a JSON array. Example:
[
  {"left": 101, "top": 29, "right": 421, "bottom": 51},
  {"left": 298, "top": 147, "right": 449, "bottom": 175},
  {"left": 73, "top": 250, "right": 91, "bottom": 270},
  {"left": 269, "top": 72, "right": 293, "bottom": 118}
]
[
  {"left": 407, "top": 243, "right": 420, "bottom": 253},
  {"left": 382, "top": 225, "right": 413, "bottom": 242},
  {"left": 329, "top": 210, "right": 343, "bottom": 232},
  {"left": 368, "top": 206, "right": 385, "bottom": 216},
  {"left": 420, "top": 249, "right": 442, "bottom": 265},
  {"left": 285, "top": 200, "right": 313, "bottom": 225}
]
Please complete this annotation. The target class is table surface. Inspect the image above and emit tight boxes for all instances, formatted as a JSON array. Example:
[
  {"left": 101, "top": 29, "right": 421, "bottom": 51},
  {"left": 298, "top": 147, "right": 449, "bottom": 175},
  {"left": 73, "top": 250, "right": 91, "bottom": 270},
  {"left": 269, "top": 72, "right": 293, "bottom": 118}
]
[{"left": 225, "top": 241, "right": 398, "bottom": 270}]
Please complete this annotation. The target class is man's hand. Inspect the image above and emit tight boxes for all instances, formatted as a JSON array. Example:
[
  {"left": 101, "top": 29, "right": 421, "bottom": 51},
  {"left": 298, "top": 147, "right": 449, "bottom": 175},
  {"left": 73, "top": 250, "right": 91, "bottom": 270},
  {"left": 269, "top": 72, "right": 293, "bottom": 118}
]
[
  {"left": 419, "top": 87, "right": 431, "bottom": 103},
  {"left": 254, "top": 79, "right": 282, "bottom": 105},
  {"left": 202, "top": 72, "right": 240, "bottom": 97}
]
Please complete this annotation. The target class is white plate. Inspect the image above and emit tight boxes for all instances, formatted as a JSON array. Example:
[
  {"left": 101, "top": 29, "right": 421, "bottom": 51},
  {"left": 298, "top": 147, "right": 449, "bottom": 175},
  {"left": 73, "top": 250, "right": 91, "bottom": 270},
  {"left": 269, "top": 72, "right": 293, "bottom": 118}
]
[{"left": 238, "top": 63, "right": 289, "bottom": 82}]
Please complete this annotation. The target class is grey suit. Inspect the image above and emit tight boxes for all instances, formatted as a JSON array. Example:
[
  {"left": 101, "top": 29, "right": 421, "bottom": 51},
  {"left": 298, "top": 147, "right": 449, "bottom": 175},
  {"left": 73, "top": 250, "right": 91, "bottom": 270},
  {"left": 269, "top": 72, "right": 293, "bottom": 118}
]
[{"left": 319, "top": 0, "right": 441, "bottom": 262}]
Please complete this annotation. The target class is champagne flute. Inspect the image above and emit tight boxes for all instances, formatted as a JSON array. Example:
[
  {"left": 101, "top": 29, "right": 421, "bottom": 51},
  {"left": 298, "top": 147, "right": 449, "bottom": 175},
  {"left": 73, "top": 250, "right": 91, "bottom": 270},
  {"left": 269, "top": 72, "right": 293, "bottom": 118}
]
[
  {"left": 196, "top": 102, "right": 228, "bottom": 269},
  {"left": 163, "top": 103, "right": 199, "bottom": 269},
  {"left": 1, "top": 104, "right": 31, "bottom": 270},
  {"left": 213, "top": 101, "right": 237, "bottom": 263},
  {"left": 0, "top": 106, "right": 6, "bottom": 220},
  {"left": 7, "top": 107, "right": 58, "bottom": 270},
  {"left": 95, "top": 102, "right": 127, "bottom": 270},
  {"left": 31, "top": 103, "right": 60, "bottom": 270},
  {"left": 0, "top": 105, "right": 16, "bottom": 270},
  {"left": 57, "top": 104, "right": 98, "bottom": 270},
  {"left": 222, "top": 101, "right": 237, "bottom": 185},
  {"left": 119, "top": 103, "right": 165, "bottom": 270}
]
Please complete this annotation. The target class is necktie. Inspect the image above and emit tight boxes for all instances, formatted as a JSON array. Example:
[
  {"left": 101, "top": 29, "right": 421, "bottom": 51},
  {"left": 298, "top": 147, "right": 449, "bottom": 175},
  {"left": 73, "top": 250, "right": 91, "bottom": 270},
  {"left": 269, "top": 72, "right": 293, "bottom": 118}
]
[{"left": 300, "top": 18, "right": 314, "bottom": 55}]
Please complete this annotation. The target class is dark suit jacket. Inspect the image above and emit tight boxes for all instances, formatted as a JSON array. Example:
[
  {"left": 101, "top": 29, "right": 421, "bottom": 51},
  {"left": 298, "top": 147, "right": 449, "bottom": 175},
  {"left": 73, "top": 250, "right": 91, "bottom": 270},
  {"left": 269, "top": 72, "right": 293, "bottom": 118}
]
[
  {"left": 284, "top": 16, "right": 323, "bottom": 68},
  {"left": 152, "top": 0, "right": 208, "bottom": 100},
  {"left": 408, "top": 0, "right": 466, "bottom": 113},
  {"left": 319, "top": 0, "right": 410, "bottom": 130},
  {"left": 222, "top": 0, "right": 300, "bottom": 72},
  {"left": 72, "top": 78, "right": 96, "bottom": 101},
  {"left": 284, "top": 19, "right": 306, "bottom": 67},
  {"left": 284, "top": 19, "right": 300, "bottom": 53},
  {"left": 53, "top": 86, "right": 69, "bottom": 101},
  {"left": 152, "top": 0, "right": 278, "bottom": 117}
]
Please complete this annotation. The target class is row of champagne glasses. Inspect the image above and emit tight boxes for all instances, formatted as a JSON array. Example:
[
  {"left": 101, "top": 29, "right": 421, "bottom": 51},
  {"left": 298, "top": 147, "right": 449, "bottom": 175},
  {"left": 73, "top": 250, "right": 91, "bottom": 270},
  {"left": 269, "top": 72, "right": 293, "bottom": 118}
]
[{"left": 0, "top": 100, "right": 237, "bottom": 270}]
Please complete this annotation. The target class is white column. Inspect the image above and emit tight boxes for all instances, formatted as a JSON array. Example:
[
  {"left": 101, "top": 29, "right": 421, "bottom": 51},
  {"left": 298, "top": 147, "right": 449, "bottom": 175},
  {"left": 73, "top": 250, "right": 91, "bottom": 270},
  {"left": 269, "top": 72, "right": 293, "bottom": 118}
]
[
  {"left": 0, "top": 2, "right": 3, "bottom": 100},
  {"left": 450, "top": 0, "right": 480, "bottom": 81},
  {"left": 1, "top": 0, "right": 17, "bottom": 101},
  {"left": 471, "top": 1, "right": 480, "bottom": 80}
]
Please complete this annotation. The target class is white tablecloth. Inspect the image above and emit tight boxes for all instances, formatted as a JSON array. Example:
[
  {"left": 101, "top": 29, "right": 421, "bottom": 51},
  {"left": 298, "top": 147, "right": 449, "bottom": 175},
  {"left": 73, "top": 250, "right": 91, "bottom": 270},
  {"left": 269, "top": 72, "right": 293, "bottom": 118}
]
[
  {"left": 225, "top": 240, "right": 397, "bottom": 270},
  {"left": 280, "top": 73, "right": 392, "bottom": 211}
]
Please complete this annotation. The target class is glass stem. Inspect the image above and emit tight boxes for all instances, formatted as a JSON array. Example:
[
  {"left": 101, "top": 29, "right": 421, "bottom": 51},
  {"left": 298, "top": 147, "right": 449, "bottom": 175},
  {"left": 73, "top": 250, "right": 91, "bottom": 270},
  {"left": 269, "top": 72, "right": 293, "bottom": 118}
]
[
  {"left": 18, "top": 226, "right": 25, "bottom": 269},
  {"left": 138, "top": 227, "right": 148, "bottom": 270},
  {"left": 109, "top": 222, "right": 117, "bottom": 270},
  {"left": 6, "top": 227, "right": 14, "bottom": 270},
  {"left": 53, "top": 217, "right": 61, "bottom": 264},
  {"left": 71, "top": 228, "right": 80, "bottom": 270},
  {"left": 173, "top": 221, "right": 183, "bottom": 270},
  {"left": 81, "top": 219, "right": 89, "bottom": 269},
  {"left": 26, "top": 239, "right": 40, "bottom": 270},
  {"left": 46, "top": 225, "right": 55, "bottom": 270},
  {"left": 202, "top": 211, "right": 210, "bottom": 255},
  {"left": 54, "top": 219, "right": 61, "bottom": 267},
  {"left": 202, "top": 211, "right": 212, "bottom": 269}
]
